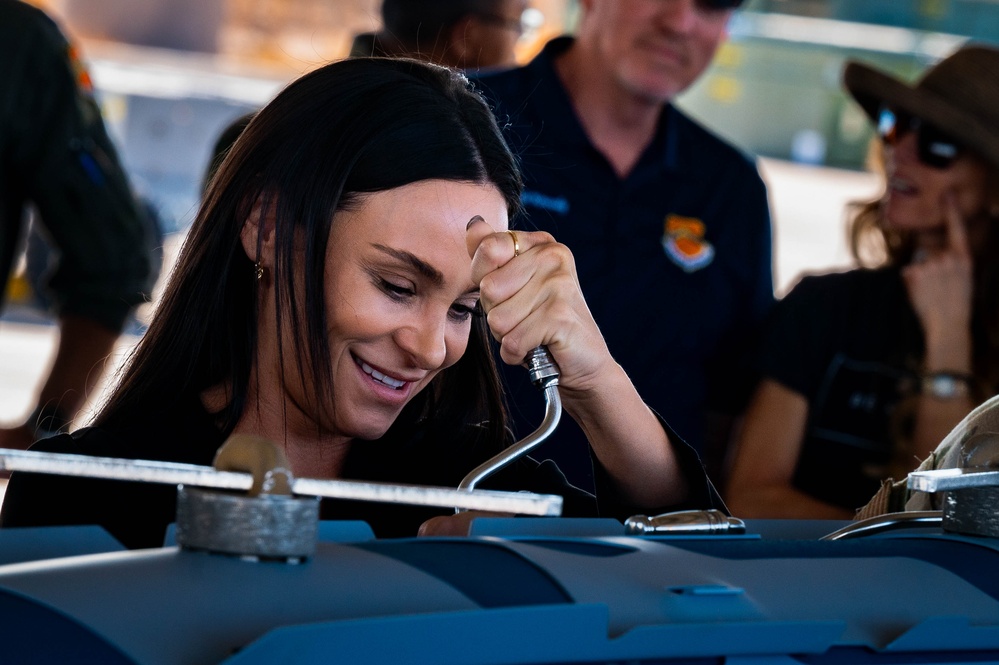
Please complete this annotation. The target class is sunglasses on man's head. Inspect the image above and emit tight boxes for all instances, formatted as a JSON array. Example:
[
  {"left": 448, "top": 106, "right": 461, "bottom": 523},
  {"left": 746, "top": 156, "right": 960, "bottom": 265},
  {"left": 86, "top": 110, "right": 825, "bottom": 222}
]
[{"left": 877, "top": 106, "right": 963, "bottom": 169}]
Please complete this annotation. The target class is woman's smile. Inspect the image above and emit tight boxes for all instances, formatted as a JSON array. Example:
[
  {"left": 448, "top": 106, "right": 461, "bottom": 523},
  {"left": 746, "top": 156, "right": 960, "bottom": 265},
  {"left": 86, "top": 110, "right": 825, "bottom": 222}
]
[
  {"left": 351, "top": 352, "right": 418, "bottom": 407},
  {"left": 355, "top": 355, "right": 409, "bottom": 390}
]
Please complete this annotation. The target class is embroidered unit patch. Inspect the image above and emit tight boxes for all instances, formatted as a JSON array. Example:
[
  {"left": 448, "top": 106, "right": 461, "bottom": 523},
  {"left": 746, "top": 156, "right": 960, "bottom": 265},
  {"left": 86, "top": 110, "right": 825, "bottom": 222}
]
[{"left": 661, "top": 214, "right": 715, "bottom": 272}]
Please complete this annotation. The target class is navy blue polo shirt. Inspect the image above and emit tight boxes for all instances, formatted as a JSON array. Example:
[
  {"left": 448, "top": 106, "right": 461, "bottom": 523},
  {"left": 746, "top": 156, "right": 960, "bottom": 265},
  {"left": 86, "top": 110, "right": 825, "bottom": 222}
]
[{"left": 474, "top": 37, "right": 774, "bottom": 490}]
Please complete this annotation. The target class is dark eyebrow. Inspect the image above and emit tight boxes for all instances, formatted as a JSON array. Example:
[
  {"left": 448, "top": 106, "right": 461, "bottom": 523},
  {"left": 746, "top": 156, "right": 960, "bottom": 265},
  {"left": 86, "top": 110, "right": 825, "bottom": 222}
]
[{"left": 372, "top": 244, "right": 444, "bottom": 287}]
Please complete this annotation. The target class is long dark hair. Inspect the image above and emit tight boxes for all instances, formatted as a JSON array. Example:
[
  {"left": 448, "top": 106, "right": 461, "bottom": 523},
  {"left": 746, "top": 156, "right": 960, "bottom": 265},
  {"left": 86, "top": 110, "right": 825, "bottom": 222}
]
[{"left": 97, "top": 58, "right": 522, "bottom": 451}]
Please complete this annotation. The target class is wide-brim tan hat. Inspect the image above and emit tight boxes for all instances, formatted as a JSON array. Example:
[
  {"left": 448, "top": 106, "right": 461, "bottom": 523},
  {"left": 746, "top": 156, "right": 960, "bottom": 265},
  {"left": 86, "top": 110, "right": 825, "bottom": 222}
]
[{"left": 843, "top": 43, "right": 999, "bottom": 168}]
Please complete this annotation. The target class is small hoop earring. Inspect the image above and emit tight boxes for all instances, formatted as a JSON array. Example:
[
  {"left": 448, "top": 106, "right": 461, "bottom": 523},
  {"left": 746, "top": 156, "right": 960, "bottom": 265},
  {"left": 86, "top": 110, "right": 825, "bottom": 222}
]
[{"left": 255, "top": 262, "right": 264, "bottom": 280}]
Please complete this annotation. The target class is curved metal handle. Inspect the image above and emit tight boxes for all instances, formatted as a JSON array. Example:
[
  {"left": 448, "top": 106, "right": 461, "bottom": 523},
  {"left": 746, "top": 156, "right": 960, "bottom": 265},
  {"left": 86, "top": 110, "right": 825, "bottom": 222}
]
[
  {"left": 457, "top": 347, "right": 562, "bottom": 498},
  {"left": 819, "top": 511, "right": 943, "bottom": 541}
]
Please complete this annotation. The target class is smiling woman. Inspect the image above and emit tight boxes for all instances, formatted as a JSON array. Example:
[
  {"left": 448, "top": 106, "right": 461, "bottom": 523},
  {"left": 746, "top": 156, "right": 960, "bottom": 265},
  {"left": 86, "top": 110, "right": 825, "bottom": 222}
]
[
  {"left": 726, "top": 45, "right": 999, "bottom": 521},
  {"left": 0, "top": 57, "right": 721, "bottom": 547},
  {"left": 239, "top": 179, "right": 509, "bottom": 470}
]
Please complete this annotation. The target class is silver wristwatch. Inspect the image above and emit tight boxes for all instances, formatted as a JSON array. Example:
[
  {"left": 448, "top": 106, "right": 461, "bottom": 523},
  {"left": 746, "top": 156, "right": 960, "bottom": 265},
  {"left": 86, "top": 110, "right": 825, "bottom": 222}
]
[{"left": 920, "top": 373, "right": 971, "bottom": 399}]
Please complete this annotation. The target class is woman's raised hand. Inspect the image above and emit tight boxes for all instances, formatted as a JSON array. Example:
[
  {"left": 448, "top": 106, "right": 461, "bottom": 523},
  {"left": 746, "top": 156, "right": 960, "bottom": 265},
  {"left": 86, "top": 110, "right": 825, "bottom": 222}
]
[
  {"left": 465, "top": 218, "right": 613, "bottom": 397},
  {"left": 465, "top": 219, "right": 687, "bottom": 509},
  {"left": 902, "top": 191, "right": 974, "bottom": 371}
]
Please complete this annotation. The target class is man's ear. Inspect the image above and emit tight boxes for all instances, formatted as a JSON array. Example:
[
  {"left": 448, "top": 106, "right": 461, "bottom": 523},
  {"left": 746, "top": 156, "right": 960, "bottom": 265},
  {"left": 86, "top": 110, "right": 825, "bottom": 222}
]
[{"left": 240, "top": 193, "right": 277, "bottom": 266}]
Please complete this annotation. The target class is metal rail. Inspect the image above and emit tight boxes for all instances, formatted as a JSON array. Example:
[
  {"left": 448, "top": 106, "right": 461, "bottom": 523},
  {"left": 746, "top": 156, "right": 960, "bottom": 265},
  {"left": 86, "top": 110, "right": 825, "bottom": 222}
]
[{"left": 0, "top": 448, "right": 563, "bottom": 516}]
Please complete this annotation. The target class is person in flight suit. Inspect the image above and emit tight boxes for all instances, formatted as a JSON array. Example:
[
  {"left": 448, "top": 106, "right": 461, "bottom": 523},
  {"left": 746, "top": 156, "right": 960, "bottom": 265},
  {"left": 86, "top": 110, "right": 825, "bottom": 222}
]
[{"left": 0, "top": 0, "right": 155, "bottom": 448}]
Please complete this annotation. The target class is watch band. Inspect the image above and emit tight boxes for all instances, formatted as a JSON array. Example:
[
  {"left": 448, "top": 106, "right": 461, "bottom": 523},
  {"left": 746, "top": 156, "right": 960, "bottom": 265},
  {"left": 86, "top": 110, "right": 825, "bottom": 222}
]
[{"left": 920, "top": 372, "right": 972, "bottom": 399}]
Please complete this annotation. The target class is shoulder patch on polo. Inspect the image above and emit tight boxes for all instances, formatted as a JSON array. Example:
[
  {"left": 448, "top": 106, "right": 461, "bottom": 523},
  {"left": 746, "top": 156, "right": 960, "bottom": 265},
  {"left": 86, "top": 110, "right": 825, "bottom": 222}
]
[{"left": 662, "top": 214, "right": 715, "bottom": 272}]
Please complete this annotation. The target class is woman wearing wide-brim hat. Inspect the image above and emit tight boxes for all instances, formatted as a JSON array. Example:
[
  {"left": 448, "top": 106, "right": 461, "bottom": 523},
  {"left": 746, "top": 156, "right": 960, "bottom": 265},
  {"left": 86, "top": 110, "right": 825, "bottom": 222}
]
[{"left": 725, "top": 44, "right": 999, "bottom": 520}]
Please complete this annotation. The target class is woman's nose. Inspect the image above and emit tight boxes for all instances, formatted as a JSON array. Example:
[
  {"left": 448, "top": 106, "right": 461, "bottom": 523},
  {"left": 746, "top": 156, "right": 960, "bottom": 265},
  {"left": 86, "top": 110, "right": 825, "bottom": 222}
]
[
  {"left": 396, "top": 314, "right": 448, "bottom": 370},
  {"left": 891, "top": 130, "right": 920, "bottom": 165}
]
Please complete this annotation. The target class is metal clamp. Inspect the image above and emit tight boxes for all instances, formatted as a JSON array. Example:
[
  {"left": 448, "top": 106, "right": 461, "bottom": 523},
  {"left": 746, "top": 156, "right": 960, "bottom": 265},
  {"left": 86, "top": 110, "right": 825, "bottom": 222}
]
[{"left": 624, "top": 509, "right": 746, "bottom": 536}]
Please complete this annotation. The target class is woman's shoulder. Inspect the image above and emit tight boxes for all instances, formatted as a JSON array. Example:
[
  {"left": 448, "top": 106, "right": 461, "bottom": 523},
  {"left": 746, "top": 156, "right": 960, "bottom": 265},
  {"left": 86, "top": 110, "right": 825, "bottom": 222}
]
[{"left": 784, "top": 266, "right": 902, "bottom": 304}]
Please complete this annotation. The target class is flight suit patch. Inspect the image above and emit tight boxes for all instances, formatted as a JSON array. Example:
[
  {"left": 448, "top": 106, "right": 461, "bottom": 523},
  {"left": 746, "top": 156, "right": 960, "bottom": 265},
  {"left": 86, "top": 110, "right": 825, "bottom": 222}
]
[{"left": 662, "top": 214, "right": 715, "bottom": 272}]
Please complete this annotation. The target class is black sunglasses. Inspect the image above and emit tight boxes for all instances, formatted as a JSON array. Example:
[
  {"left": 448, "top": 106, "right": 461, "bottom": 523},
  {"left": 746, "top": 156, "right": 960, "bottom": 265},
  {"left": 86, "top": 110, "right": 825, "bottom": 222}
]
[
  {"left": 697, "top": 0, "right": 745, "bottom": 9},
  {"left": 877, "top": 106, "right": 963, "bottom": 169}
]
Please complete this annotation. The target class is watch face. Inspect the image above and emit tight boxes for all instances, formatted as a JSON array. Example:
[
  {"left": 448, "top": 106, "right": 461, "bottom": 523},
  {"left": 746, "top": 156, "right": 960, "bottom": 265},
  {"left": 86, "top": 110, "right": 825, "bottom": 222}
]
[
  {"left": 923, "top": 374, "right": 967, "bottom": 399},
  {"left": 930, "top": 375, "right": 957, "bottom": 398}
]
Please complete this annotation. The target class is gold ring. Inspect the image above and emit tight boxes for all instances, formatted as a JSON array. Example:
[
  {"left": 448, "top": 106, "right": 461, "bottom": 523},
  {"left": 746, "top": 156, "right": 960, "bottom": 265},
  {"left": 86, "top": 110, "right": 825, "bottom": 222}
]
[{"left": 507, "top": 230, "right": 520, "bottom": 257}]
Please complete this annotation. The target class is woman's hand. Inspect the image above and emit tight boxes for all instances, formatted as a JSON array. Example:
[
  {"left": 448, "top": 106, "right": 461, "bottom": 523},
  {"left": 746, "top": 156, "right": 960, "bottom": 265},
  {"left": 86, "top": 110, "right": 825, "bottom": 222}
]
[
  {"left": 464, "top": 219, "right": 613, "bottom": 396},
  {"left": 901, "top": 191, "right": 976, "bottom": 461},
  {"left": 902, "top": 191, "right": 973, "bottom": 369},
  {"left": 465, "top": 220, "right": 689, "bottom": 509}
]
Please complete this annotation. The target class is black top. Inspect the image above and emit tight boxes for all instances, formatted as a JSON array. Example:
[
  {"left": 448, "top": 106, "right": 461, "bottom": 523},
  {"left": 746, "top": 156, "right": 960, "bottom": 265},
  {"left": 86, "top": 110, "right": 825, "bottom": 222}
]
[
  {"left": 760, "top": 267, "right": 924, "bottom": 510},
  {"left": 472, "top": 37, "right": 774, "bottom": 488},
  {"left": 0, "top": 396, "right": 723, "bottom": 549}
]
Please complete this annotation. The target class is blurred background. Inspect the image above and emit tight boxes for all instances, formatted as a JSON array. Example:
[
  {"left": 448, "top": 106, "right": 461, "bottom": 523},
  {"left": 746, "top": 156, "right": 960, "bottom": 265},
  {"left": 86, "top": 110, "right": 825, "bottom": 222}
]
[{"left": 3, "top": 0, "right": 999, "bottom": 428}]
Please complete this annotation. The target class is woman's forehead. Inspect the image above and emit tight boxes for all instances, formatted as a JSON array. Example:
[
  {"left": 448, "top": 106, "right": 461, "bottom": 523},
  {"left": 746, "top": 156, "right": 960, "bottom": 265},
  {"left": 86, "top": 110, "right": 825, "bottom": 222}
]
[
  {"left": 342, "top": 181, "right": 508, "bottom": 234},
  {"left": 330, "top": 180, "right": 507, "bottom": 281}
]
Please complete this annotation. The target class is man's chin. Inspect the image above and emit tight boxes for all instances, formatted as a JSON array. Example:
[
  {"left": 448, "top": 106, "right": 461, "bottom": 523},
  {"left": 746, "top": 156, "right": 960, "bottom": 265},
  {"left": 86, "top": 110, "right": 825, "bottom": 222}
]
[{"left": 621, "top": 71, "right": 686, "bottom": 104}]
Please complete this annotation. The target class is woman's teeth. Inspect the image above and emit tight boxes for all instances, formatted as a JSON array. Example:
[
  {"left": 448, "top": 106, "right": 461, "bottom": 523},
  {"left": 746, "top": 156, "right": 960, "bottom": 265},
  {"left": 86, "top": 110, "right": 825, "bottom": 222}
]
[{"left": 359, "top": 361, "right": 405, "bottom": 389}]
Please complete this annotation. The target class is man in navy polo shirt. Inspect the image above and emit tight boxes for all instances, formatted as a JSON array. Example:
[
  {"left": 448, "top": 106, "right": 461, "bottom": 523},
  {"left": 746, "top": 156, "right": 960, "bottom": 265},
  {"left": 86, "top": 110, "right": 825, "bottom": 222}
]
[{"left": 475, "top": 0, "right": 773, "bottom": 493}]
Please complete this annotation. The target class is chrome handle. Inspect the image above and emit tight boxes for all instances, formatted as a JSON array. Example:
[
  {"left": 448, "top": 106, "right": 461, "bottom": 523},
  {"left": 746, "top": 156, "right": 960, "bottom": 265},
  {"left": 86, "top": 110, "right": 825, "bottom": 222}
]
[
  {"left": 457, "top": 346, "right": 562, "bottom": 498},
  {"left": 524, "top": 345, "right": 560, "bottom": 389},
  {"left": 624, "top": 509, "right": 746, "bottom": 535}
]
